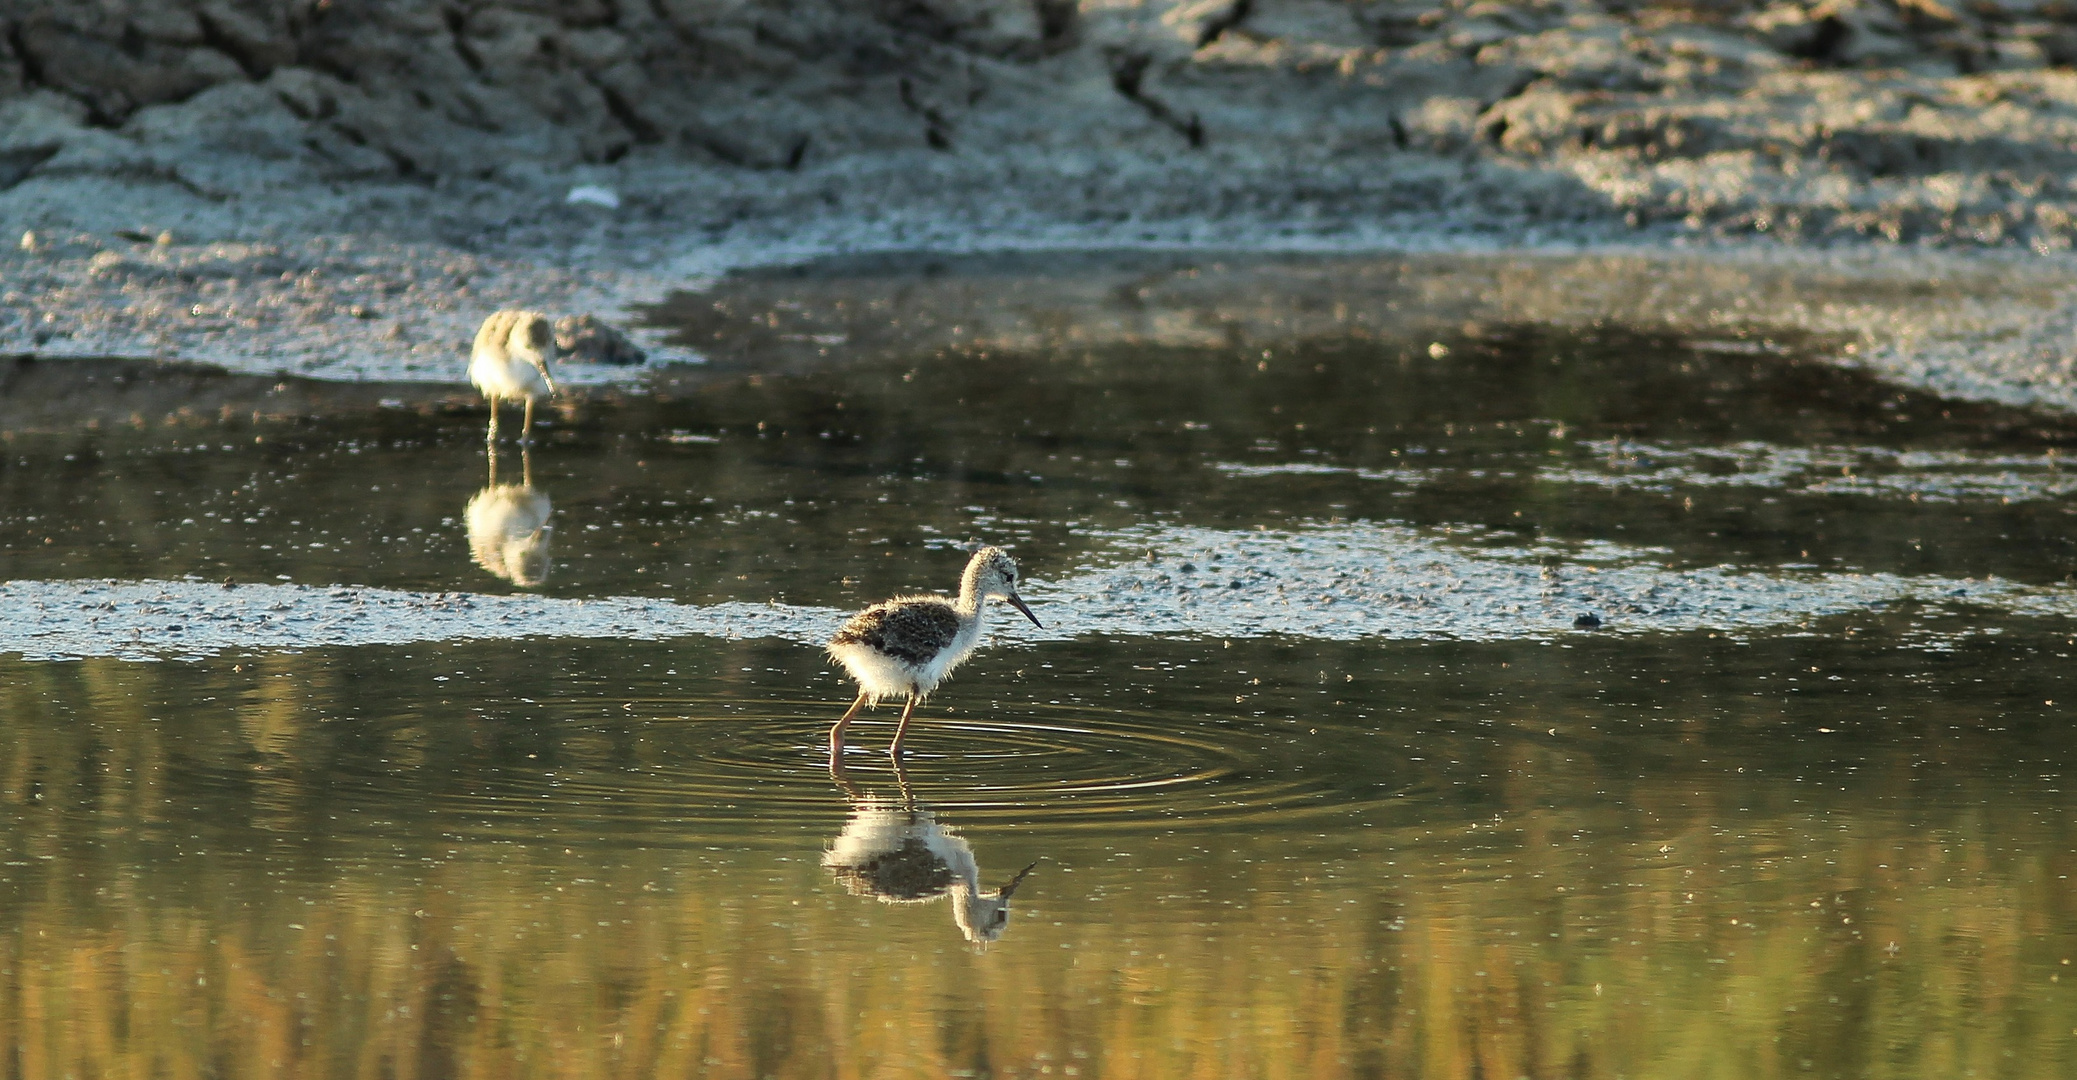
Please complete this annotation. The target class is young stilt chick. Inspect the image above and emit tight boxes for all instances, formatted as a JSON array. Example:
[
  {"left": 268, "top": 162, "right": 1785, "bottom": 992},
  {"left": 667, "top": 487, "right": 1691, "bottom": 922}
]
[
  {"left": 469, "top": 310, "right": 558, "bottom": 444},
  {"left": 825, "top": 546, "right": 1041, "bottom": 757}
]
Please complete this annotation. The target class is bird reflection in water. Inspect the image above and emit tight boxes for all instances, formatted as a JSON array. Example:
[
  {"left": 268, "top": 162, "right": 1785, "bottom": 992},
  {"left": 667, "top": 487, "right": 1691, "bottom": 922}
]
[
  {"left": 825, "top": 758, "right": 1038, "bottom": 945},
  {"left": 465, "top": 445, "right": 552, "bottom": 586}
]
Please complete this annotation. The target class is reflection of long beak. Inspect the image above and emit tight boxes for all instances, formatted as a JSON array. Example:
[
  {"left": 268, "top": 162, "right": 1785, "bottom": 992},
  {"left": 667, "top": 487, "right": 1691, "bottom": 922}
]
[
  {"left": 1006, "top": 593, "right": 1042, "bottom": 629},
  {"left": 996, "top": 861, "right": 1039, "bottom": 899}
]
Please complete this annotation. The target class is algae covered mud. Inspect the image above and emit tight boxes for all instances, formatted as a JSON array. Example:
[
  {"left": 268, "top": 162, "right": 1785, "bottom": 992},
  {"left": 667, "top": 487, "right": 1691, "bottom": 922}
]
[{"left": 1, "top": 253, "right": 2075, "bottom": 1077}]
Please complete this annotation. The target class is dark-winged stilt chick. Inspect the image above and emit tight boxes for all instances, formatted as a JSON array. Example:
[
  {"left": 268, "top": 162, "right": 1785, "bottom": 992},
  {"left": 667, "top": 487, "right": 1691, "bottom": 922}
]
[
  {"left": 826, "top": 546, "right": 1042, "bottom": 758},
  {"left": 470, "top": 310, "right": 558, "bottom": 444}
]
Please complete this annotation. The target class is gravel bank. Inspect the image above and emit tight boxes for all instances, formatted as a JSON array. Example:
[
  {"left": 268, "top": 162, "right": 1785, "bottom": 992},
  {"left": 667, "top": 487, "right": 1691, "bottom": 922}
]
[{"left": 3, "top": 1, "right": 2077, "bottom": 404}]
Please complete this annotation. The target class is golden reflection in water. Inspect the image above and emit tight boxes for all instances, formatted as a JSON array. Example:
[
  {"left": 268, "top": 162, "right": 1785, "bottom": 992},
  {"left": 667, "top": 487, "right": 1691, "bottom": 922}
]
[
  {"left": 465, "top": 445, "right": 553, "bottom": 587},
  {"left": 825, "top": 758, "right": 1038, "bottom": 945},
  {"left": 0, "top": 655, "right": 2070, "bottom": 1079}
]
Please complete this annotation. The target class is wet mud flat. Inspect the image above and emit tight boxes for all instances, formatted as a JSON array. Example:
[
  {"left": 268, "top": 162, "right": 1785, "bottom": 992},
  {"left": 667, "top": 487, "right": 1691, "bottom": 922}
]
[{"left": 0, "top": 252, "right": 2075, "bottom": 1076}]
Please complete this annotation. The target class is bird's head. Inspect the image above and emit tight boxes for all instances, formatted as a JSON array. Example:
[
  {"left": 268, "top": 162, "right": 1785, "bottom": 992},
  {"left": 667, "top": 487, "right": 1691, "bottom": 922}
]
[
  {"left": 966, "top": 546, "right": 1041, "bottom": 628},
  {"left": 521, "top": 315, "right": 559, "bottom": 393},
  {"left": 953, "top": 861, "right": 1039, "bottom": 945}
]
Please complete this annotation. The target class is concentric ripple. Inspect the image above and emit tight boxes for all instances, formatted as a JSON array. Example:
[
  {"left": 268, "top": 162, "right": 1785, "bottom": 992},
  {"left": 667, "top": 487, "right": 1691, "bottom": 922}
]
[{"left": 319, "top": 683, "right": 1413, "bottom": 841}]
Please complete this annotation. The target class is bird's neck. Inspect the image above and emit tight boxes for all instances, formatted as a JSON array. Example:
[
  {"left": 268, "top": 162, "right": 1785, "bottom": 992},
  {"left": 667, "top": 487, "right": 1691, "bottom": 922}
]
[{"left": 954, "top": 577, "right": 985, "bottom": 618}]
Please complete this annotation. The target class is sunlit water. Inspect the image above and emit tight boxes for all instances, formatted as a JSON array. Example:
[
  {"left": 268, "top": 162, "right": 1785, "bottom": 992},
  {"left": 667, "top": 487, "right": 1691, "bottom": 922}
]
[{"left": 0, "top": 254, "right": 2074, "bottom": 1078}]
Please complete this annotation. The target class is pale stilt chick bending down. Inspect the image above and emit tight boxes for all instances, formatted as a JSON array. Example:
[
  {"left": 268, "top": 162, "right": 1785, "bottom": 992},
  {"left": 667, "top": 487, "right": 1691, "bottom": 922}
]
[
  {"left": 826, "top": 546, "right": 1042, "bottom": 758},
  {"left": 470, "top": 310, "right": 558, "bottom": 444}
]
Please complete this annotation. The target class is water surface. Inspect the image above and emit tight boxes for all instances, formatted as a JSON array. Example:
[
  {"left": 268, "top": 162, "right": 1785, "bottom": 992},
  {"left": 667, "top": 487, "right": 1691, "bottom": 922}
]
[{"left": 0, "top": 254, "right": 2073, "bottom": 1078}]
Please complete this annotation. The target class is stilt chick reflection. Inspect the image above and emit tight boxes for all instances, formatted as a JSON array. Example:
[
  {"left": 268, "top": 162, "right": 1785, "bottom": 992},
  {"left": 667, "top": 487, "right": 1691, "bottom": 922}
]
[
  {"left": 825, "top": 760, "right": 1037, "bottom": 945},
  {"left": 466, "top": 446, "right": 552, "bottom": 586}
]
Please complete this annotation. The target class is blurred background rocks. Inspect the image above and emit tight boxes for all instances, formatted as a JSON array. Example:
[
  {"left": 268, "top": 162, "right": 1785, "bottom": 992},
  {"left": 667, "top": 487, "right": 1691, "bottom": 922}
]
[
  {"left": 10, "top": 2, "right": 2077, "bottom": 387},
  {"left": 8, "top": 1, "right": 2077, "bottom": 247}
]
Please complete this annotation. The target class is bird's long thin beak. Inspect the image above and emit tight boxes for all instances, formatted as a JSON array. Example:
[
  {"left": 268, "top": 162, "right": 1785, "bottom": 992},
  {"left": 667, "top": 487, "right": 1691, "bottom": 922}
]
[
  {"left": 531, "top": 354, "right": 557, "bottom": 395},
  {"left": 1007, "top": 593, "right": 1042, "bottom": 629},
  {"left": 996, "top": 861, "right": 1039, "bottom": 899}
]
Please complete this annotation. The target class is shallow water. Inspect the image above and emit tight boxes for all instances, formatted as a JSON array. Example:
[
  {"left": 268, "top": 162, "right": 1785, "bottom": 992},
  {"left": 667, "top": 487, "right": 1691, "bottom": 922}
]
[{"left": 1, "top": 255, "right": 2076, "bottom": 1077}]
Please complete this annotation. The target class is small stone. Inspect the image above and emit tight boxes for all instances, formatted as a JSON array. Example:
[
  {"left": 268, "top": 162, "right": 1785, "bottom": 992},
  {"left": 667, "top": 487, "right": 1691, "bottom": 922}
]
[
  {"left": 566, "top": 185, "right": 620, "bottom": 209},
  {"left": 552, "top": 313, "right": 646, "bottom": 365},
  {"left": 155, "top": 230, "right": 174, "bottom": 247},
  {"left": 1573, "top": 612, "right": 1603, "bottom": 630},
  {"left": 1428, "top": 342, "right": 1451, "bottom": 359},
  {"left": 18, "top": 230, "right": 37, "bottom": 252}
]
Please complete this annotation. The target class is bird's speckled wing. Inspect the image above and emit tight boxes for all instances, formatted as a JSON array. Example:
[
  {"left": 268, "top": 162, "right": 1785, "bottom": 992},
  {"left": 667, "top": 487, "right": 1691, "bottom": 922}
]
[{"left": 830, "top": 601, "right": 962, "bottom": 666}]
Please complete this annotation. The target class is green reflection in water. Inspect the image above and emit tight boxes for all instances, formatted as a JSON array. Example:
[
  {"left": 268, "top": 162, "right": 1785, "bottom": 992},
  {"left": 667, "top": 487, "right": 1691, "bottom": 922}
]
[{"left": 0, "top": 622, "right": 2071, "bottom": 1078}]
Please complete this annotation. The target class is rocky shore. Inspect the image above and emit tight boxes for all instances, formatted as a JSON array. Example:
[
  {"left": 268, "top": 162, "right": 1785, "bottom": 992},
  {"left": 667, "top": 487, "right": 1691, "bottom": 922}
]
[{"left": 3, "top": 0, "right": 2077, "bottom": 403}]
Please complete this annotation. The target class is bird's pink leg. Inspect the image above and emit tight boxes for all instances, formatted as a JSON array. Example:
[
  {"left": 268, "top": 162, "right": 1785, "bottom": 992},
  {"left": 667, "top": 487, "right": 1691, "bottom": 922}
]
[
  {"left": 829, "top": 692, "right": 868, "bottom": 760},
  {"left": 887, "top": 696, "right": 921, "bottom": 758},
  {"left": 521, "top": 396, "right": 536, "bottom": 445},
  {"left": 486, "top": 396, "right": 500, "bottom": 443}
]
